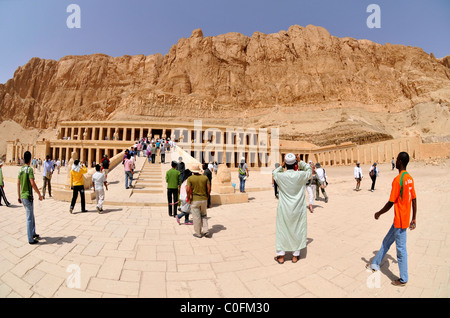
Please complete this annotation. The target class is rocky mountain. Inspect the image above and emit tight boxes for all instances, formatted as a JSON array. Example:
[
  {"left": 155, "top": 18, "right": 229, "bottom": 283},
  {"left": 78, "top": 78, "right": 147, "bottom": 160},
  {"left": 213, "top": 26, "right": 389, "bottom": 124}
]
[{"left": 1, "top": 24, "right": 449, "bottom": 145}]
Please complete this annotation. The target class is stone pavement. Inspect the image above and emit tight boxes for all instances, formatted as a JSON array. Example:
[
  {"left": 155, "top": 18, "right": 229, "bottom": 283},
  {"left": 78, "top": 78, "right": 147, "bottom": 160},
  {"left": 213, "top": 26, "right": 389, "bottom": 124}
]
[{"left": 0, "top": 159, "right": 448, "bottom": 298}]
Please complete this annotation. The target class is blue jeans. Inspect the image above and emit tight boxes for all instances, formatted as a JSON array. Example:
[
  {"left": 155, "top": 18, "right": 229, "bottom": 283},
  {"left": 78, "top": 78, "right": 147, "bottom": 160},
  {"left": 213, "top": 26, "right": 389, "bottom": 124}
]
[
  {"left": 371, "top": 224, "right": 408, "bottom": 283},
  {"left": 176, "top": 211, "right": 189, "bottom": 223},
  {"left": 125, "top": 171, "right": 133, "bottom": 188},
  {"left": 22, "top": 198, "right": 37, "bottom": 243},
  {"left": 239, "top": 174, "right": 246, "bottom": 192}
]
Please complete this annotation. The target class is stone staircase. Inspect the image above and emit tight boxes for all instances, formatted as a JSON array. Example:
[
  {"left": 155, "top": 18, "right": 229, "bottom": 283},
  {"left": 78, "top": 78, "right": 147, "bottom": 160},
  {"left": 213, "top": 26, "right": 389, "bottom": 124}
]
[
  {"left": 128, "top": 159, "right": 167, "bottom": 206},
  {"left": 132, "top": 161, "right": 164, "bottom": 195}
]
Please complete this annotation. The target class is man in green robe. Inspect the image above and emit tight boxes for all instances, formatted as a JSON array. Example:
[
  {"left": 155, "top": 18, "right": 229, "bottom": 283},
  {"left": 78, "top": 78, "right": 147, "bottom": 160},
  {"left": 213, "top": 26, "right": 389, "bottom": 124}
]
[{"left": 272, "top": 153, "right": 312, "bottom": 264}]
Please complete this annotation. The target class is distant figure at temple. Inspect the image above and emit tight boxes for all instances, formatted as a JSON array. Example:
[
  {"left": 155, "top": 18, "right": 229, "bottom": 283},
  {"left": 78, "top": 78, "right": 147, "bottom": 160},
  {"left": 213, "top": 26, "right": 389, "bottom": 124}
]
[
  {"left": 101, "top": 154, "right": 110, "bottom": 181},
  {"left": 354, "top": 162, "right": 363, "bottom": 191},
  {"left": 42, "top": 155, "right": 54, "bottom": 199},
  {"left": 0, "top": 160, "right": 11, "bottom": 207},
  {"left": 238, "top": 157, "right": 249, "bottom": 193},
  {"left": 160, "top": 142, "right": 166, "bottom": 164},
  {"left": 203, "top": 163, "right": 212, "bottom": 208},
  {"left": 369, "top": 163, "right": 379, "bottom": 192},
  {"left": 177, "top": 157, "right": 185, "bottom": 181},
  {"left": 151, "top": 143, "right": 157, "bottom": 164},
  {"left": 315, "top": 163, "right": 328, "bottom": 203}
]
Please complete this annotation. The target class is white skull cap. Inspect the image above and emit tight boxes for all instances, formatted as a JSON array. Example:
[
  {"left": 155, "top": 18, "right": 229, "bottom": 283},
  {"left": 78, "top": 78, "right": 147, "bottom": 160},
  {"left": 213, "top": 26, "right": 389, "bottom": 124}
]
[{"left": 285, "top": 153, "right": 296, "bottom": 165}]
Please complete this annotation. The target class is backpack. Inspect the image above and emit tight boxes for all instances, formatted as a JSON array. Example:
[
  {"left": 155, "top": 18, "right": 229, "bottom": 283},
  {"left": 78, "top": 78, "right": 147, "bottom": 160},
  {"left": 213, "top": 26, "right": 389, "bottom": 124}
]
[{"left": 102, "top": 158, "right": 110, "bottom": 169}]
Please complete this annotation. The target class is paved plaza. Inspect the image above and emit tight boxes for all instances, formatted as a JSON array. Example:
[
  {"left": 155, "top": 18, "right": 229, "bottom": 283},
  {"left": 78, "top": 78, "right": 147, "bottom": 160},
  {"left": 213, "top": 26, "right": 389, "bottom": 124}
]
[{"left": 0, "top": 155, "right": 449, "bottom": 298}]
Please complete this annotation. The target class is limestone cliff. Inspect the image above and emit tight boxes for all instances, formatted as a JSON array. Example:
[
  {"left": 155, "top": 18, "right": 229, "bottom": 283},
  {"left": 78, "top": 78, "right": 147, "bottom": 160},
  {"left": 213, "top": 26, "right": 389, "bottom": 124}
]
[{"left": 1, "top": 25, "right": 449, "bottom": 145}]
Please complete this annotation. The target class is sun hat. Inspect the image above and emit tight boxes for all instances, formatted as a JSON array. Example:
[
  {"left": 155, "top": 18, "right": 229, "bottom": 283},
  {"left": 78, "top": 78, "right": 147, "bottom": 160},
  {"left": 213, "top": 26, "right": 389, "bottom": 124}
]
[
  {"left": 189, "top": 163, "right": 203, "bottom": 173},
  {"left": 284, "top": 153, "right": 296, "bottom": 165}
]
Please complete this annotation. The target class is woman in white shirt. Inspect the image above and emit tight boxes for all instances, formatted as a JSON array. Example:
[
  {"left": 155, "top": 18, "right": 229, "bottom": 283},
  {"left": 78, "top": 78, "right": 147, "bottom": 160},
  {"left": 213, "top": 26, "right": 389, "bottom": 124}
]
[{"left": 354, "top": 162, "right": 363, "bottom": 191}]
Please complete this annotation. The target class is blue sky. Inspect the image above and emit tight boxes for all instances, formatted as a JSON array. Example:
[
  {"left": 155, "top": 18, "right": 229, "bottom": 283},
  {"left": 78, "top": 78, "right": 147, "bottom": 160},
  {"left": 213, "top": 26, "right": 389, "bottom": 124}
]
[{"left": 0, "top": 0, "right": 449, "bottom": 84}]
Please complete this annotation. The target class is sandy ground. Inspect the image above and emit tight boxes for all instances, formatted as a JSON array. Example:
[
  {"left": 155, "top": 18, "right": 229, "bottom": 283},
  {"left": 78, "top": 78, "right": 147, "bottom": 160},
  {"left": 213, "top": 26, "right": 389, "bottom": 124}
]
[{"left": 0, "top": 158, "right": 448, "bottom": 298}]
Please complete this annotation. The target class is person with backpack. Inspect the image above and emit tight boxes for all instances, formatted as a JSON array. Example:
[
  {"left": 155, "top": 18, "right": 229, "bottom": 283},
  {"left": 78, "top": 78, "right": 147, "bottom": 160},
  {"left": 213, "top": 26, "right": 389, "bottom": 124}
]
[
  {"left": 176, "top": 169, "right": 193, "bottom": 225},
  {"left": 315, "top": 163, "right": 328, "bottom": 203},
  {"left": 17, "top": 151, "right": 43, "bottom": 244},
  {"left": 238, "top": 157, "right": 249, "bottom": 193},
  {"left": 367, "top": 152, "right": 417, "bottom": 286},
  {"left": 101, "top": 154, "right": 110, "bottom": 181},
  {"left": 369, "top": 162, "right": 379, "bottom": 192},
  {"left": 177, "top": 157, "right": 185, "bottom": 182},
  {"left": 306, "top": 163, "right": 322, "bottom": 213}
]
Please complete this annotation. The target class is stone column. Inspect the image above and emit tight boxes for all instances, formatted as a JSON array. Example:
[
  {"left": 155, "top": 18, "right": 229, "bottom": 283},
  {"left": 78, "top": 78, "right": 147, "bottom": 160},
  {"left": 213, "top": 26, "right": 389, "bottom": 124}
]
[
  {"left": 96, "top": 149, "right": 101, "bottom": 165},
  {"left": 88, "top": 148, "right": 92, "bottom": 167}
]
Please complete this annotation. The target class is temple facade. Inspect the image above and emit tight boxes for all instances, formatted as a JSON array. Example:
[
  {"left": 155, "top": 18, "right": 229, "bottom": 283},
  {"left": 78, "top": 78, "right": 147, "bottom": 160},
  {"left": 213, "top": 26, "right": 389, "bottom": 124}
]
[{"left": 5, "top": 120, "right": 424, "bottom": 168}]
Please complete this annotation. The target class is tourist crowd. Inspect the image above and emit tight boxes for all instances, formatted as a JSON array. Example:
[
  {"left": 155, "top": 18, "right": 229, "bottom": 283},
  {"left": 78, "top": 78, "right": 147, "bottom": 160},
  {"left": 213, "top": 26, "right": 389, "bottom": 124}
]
[{"left": 7, "top": 143, "right": 418, "bottom": 287}]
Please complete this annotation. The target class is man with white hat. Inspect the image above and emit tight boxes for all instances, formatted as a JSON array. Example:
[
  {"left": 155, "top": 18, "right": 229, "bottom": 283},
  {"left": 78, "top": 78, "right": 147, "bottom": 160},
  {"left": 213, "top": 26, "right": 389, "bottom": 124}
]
[
  {"left": 186, "top": 163, "right": 211, "bottom": 238},
  {"left": 272, "top": 153, "right": 312, "bottom": 264},
  {"left": 0, "top": 160, "right": 11, "bottom": 207}
]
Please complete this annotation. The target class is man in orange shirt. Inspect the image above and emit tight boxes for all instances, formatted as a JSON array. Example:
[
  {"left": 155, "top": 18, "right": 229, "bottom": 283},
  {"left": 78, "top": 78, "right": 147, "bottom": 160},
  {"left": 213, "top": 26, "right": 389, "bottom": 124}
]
[{"left": 367, "top": 152, "right": 417, "bottom": 286}]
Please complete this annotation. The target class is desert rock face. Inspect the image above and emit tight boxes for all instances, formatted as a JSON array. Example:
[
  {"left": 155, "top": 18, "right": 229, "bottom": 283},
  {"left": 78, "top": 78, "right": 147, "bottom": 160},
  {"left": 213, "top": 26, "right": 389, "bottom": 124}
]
[{"left": 1, "top": 25, "right": 449, "bottom": 146}]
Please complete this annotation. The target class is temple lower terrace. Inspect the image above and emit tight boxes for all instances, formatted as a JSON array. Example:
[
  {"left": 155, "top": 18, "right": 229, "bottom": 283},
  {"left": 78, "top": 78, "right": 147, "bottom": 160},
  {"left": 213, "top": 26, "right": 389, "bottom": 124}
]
[{"left": 6, "top": 120, "right": 447, "bottom": 170}]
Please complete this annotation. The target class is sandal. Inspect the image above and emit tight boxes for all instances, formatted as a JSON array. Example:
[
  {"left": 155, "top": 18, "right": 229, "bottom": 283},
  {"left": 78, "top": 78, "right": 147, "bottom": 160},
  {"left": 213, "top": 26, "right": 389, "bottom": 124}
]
[
  {"left": 391, "top": 279, "right": 407, "bottom": 286},
  {"left": 292, "top": 255, "right": 299, "bottom": 263},
  {"left": 274, "top": 256, "right": 284, "bottom": 264}
]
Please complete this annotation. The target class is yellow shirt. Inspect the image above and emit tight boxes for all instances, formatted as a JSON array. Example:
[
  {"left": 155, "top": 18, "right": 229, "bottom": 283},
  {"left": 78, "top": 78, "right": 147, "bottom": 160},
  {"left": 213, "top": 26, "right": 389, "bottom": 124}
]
[{"left": 71, "top": 166, "right": 88, "bottom": 187}]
